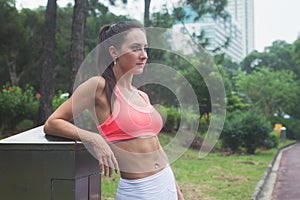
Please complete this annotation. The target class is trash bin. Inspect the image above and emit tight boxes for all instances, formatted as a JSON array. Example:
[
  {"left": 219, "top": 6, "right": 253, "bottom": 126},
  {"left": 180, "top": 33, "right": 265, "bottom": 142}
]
[
  {"left": 0, "top": 126, "right": 101, "bottom": 200},
  {"left": 280, "top": 126, "right": 287, "bottom": 142}
]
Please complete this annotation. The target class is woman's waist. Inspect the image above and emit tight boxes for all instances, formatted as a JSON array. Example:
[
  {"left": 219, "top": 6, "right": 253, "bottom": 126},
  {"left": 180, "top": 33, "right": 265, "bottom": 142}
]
[
  {"left": 109, "top": 136, "right": 169, "bottom": 176},
  {"left": 120, "top": 166, "right": 165, "bottom": 180}
]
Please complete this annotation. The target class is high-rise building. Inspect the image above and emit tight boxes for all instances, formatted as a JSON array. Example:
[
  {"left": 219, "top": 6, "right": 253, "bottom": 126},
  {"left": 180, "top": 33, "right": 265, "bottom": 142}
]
[
  {"left": 172, "top": 1, "right": 255, "bottom": 62},
  {"left": 227, "top": 0, "right": 255, "bottom": 56}
]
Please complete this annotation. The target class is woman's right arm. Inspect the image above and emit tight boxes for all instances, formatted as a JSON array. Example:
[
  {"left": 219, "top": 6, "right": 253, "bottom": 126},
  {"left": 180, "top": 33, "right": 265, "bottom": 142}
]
[
  {"left": 44, "top": 76, "right": 119, "bottom": 176},
  {"left": 44, "top": 76, "right": 99, "bottom": 140}
]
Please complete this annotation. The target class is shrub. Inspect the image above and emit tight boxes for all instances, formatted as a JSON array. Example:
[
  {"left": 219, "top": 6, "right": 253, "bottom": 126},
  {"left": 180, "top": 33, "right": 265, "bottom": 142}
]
[
  {"left": 52, "top": 90, "right": 68, "bottom": 110},
  {"left": 16, "top": 119, "right": 35, "bottom": 132},
  {"left": 161, "top": 106, "right": 181, "bottom": 133},
  {"left": 239, "top": 110, "right": 272, "bottom": 154},
  {"left": 221, "top": 111, "right": 243, "bottom": 152},
  {"left": 263, "top": 131, "right": 279, "bottom": 149},
  {"left": 221, "top": 109, "right": 272, "bottom": 154},
  {"left": 182, "top": 107, "right": 200, "bottom": 131},
  {"left": 0, "top": 84, "right": 39, "bottom": 131},
  {"left": 198, "top": 117, "right": 209, "bottom": 134}
]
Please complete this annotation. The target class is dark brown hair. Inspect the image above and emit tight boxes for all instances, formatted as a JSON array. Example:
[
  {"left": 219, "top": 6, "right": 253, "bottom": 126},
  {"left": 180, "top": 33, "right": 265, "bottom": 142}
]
[{"left": 97, "top": 21, "right": 145, "bottom": 108}]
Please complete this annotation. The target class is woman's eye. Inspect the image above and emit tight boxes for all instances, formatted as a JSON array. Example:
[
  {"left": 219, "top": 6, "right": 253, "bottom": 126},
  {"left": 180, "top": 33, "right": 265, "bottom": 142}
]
[
  {"left": 131, "top": 46, "right": 140, "bottom": 51},
  {"left": 130, "top": 46, "right": 149, "bottom": 54}
]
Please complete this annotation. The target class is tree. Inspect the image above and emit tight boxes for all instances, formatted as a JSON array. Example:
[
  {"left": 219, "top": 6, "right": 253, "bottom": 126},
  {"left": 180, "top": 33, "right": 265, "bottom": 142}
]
[
  {"left": 54, "top": 4, "right": 73, "bottom": 91},
  {"left": 53, "top": 1, "right": 129, "bottom": 92},
  {"left": 264, "top": 40, "right": 295, "bottom": 72},
  {"left": 144, "top": 0, "right": 151, "bottom": 26},
  {"left": 240, "top": 40, "right": 296, "bottom": 74},
  {"left": 38, "top": 0, "right": 57, "bottom": 125},
  {"left": 239, "top": 50, "right": 263, "bottom": 74},
  {"left": 0, "top": 3, "right": 23, "bottom": 86},
  {"left": 69, "top": 0, "right": 88, "bottom": 95},
  {"left": 235, "top": 67, "right": 299, "bottom": 118},
  {"left": 150, "top": 6, "right": 174, "bottom": 28},
  {"left": 292, "top": 37, "right": 300, "bottom": 79},
  {"left": 0, "top": 2, "right": 44, "bottom": 87},
  {"left": 17, "top": 9, "right": 44, "bottom": 88}
]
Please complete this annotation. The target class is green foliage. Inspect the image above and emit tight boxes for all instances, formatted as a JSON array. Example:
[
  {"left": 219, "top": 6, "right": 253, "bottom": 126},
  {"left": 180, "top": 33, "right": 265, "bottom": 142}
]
[
  {"left": 150, "top": 5, "right": 174, "bottom": 28},
  {"left": 0, "top": 3, "right": 44, "bottom": 87},
  {"left": 161, "top": 106, "right": 181, "bottom": 133},
  {"left": 283, "top": 119, "right": 300, "bottom": 140},
  {"left": 292, "top": 37, "right": 300, "bottom": 78},
  {"left": 52, "top": 91, "right": 68, "bottom": 110},
  {"left": 221, "top": 111, "right": 244, "bottom": 152},
  {"left": 226, "top": 91, "right": 252, "bottom": 113},
  {"left": 0, "top": 86, "right": 70, "bottom": 137},
  {"left": 198, "top": 117, "right": 209, "bottom": 134},
  {"left": 222, "top": 109, "right": 272, "bottom": 154},
  {"left": 238, "top": 110, "right": 272, "bottom": 154},
  {"left": 0, "top": 84, "right": 39, "bottom": 131},
  {"left": 235, "top": 67, "right": 299, "bottom": 118},
  {"left": 263, "top": 131, "right": 279, "bottom": 149},
  {"left": 157, "top": 104, "right": 200, "bottom": 136},
  {"left": 213, "top": 53, "right": 239, "bottom": 81},
  {"left": 240, "top": 40, "right": 295, "bottom": 74},
  {"left": 16, "top": 119, "right": 35, "bottom": 132}
]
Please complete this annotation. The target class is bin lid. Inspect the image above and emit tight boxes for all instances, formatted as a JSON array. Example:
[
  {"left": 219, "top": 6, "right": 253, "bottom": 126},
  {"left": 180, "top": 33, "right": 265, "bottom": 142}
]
[{"left": 0, "top": 126, "right": 84, "bottom": 150}]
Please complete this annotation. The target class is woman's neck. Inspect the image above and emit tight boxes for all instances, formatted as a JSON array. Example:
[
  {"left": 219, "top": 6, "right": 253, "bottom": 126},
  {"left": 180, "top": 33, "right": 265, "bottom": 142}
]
[{"left": 113, "top": 66, "right": 134, "bottom": 90}]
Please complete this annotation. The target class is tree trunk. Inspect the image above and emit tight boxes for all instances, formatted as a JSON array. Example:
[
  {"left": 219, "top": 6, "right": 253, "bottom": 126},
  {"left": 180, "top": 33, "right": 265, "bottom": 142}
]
[
  {"left": 38, "top": 0, "right": 57, "bottom": 125},
  {"left": 144, "top": 0, "right": 151, "bottom": 26},
  {"left": 5, "top": 52, "right": 19, "bottom": 86},
  {"left": 69, "top": 0, "right": 88, "bottom": 95},
  {"left": 6, "top": 52, "right": 33, "bottom": 86}
]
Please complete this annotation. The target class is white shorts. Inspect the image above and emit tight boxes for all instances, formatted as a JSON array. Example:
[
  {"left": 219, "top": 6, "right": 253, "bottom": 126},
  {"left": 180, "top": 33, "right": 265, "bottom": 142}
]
[{"left": 116, "top": 166, "right": 178, "bottom": 200}]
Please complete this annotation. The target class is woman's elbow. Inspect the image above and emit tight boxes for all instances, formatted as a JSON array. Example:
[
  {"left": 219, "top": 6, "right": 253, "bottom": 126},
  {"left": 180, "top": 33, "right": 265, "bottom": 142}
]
[{"left": 43, "top": 118, "right": 53, "bottom": 135}]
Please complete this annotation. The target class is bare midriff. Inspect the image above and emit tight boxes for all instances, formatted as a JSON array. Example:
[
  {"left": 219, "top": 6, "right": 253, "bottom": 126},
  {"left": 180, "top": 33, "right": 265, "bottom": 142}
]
[{"left": 109, "top": 136, "right": 169, "bottom": 180}]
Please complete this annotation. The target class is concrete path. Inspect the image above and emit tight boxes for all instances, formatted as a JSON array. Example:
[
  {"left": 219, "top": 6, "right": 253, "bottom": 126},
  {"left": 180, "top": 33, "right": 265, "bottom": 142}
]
[
  {"left": 257, "top": 142, "right": 300, "bottom": 200},
  {"left": 271, "top": 142, "right": 300, "bottom": 200}
]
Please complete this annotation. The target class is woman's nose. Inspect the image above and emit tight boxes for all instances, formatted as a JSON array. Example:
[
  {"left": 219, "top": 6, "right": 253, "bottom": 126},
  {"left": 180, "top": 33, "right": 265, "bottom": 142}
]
[{"left": 140, "top": 48, "right": 148, "bottom": 59}]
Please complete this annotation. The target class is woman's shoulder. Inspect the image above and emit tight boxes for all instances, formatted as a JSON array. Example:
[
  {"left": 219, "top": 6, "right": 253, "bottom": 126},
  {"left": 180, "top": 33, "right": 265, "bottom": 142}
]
[
  {"left": 75, "top": 76, "right": 106, "bottom": 95},
  {"left": 137, "top": 89, "right": 150, "bottom": 102},
  {"left": 84, "top": 76, "right": 106, "bottom": 89}
]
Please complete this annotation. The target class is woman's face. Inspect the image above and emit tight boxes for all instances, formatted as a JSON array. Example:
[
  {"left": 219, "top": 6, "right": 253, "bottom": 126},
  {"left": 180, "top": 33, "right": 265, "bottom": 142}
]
[{"left": 116, "top": 28, "right": 148, "bottom": 74}]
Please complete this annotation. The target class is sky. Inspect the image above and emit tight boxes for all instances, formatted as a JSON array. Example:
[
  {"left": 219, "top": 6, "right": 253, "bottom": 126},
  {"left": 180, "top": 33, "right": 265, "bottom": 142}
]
[{"left": 16, "top": 0, "right": 300, "bottom": 52}]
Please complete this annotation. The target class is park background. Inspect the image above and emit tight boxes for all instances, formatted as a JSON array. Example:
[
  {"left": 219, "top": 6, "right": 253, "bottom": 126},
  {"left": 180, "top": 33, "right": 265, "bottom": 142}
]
[{"left": 1, "top": 0, "right": 300, "bottom": 199}]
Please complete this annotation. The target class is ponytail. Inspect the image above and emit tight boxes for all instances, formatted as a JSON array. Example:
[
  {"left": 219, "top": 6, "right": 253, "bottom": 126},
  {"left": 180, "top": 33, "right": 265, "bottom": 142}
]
[{"left": 97, "top": 21, "right": 144, "bottom": 109}]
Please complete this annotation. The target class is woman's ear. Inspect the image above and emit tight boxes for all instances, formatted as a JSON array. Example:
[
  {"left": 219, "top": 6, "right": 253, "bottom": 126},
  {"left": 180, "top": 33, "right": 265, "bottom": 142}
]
[{"left": 109, "top": 46, "right": 118, "bottom": 59}]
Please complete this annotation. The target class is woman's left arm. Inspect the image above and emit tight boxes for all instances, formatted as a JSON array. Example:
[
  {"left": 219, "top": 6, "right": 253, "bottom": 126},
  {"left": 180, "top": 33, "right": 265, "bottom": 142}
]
[{"left": 175, "top": 181, "right": 184, "bottom": 200}]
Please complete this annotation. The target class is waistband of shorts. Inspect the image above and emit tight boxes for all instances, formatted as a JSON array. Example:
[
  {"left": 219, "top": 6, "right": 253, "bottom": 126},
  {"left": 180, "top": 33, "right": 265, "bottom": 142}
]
[{"left": 119, "top": 165, "right": 171, "bottom": 184}]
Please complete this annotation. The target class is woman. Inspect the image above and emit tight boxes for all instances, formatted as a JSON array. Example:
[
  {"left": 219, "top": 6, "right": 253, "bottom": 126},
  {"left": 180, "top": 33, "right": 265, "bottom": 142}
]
[{"left": 44, "top": 21, "right": 184, "bottom": 200}]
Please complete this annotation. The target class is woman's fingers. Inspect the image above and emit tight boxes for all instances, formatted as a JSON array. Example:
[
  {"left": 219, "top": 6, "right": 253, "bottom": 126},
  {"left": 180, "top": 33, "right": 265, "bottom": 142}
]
[
  {"left": 107, "top": 154, "right": 119, "bottom": 177},
  {"left": 99, "top": 162, "right": 103, "bottom": 174},
  {"left": 102, "top": 157, "right": 109, "bottom": 176},
  {"left": 112, "top": 154, "right": 119, "bottom": 174},
  {"left": 99, "top": 154, "right": 119, "bottom": 177}
]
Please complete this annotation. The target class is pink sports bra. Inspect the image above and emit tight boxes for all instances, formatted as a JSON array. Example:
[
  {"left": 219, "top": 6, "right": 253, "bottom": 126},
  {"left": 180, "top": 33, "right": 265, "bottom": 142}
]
[{"left": 97, "top": 87, "right": 163, "bottom": 143}]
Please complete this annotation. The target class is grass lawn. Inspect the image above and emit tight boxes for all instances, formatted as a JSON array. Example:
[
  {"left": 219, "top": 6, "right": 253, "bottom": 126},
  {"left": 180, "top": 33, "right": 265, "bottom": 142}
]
[{"left": 100, "top": 133, "right": 294, "bottom": 200}]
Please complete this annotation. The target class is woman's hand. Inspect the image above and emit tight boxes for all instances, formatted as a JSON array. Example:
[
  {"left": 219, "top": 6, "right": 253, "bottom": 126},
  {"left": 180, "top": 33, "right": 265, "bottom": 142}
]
[
  {"left": 96, "top": 141, "right": 119, "bottom": 177},
  {"left": 83, "top": 133, "right": 119, "bottom": 177},
  {"left": 176, "top": 181, "right": 185, "bottom": 200}
]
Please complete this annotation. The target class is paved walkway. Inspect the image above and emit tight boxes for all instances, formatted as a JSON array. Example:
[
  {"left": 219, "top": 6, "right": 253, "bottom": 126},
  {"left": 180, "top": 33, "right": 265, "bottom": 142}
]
[
  {"left": 271, "top": 142, "right": 300, "bottom": 200},
  {"left": 258, "top": 142, "right": 300, "bottom": 200}
]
